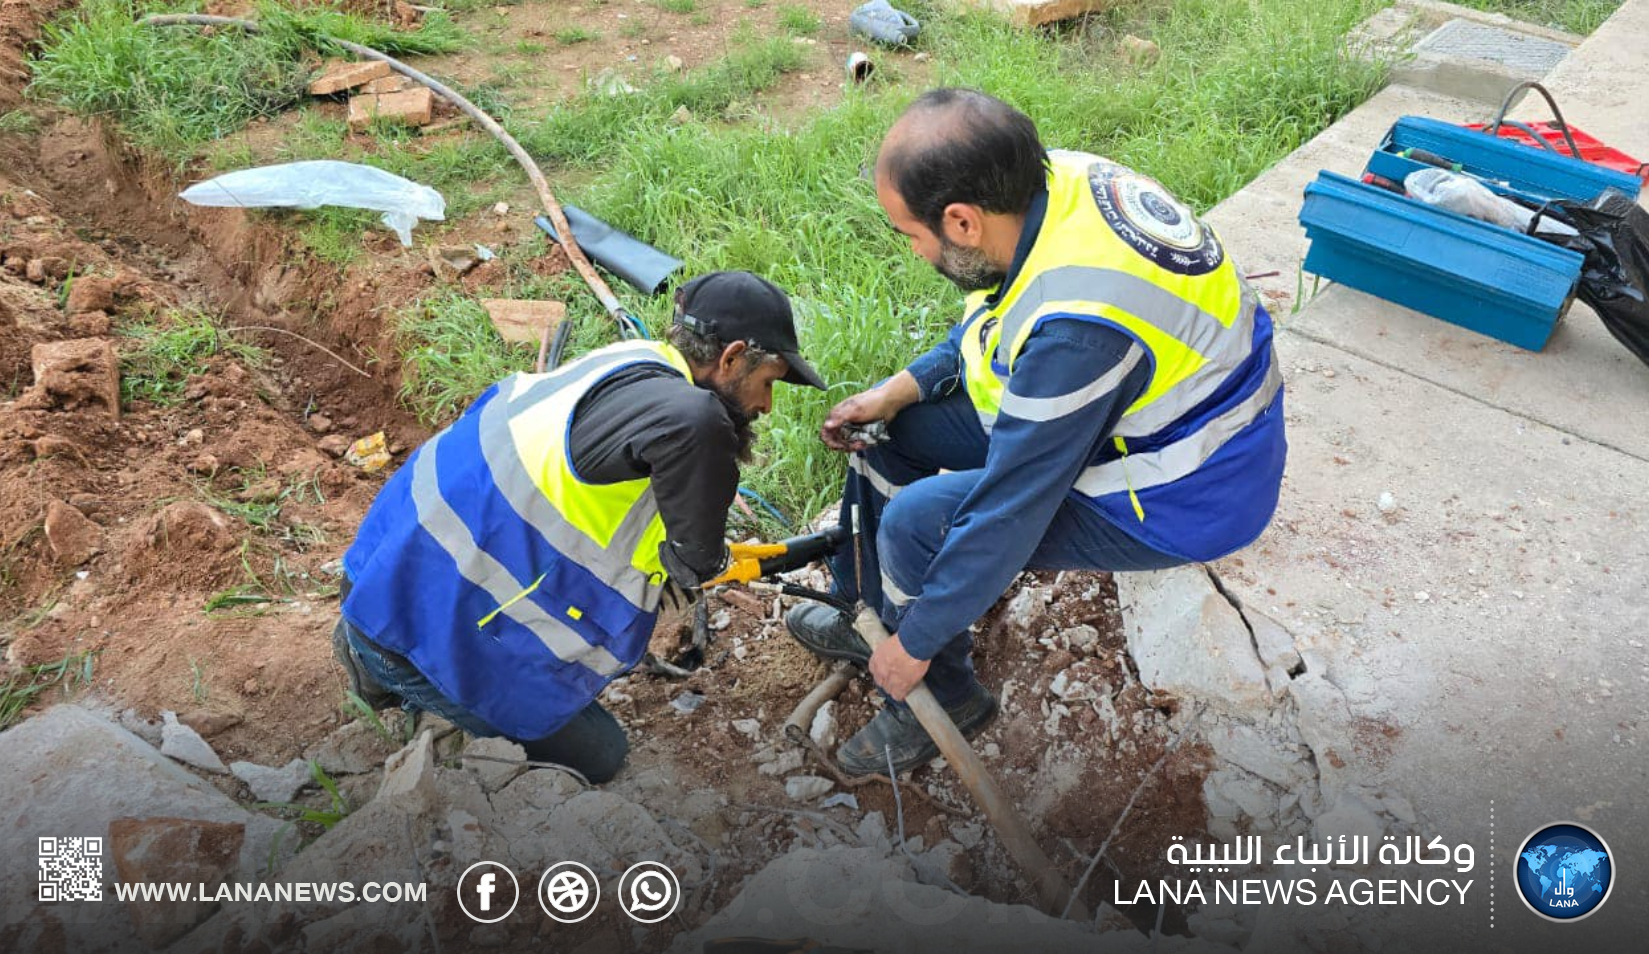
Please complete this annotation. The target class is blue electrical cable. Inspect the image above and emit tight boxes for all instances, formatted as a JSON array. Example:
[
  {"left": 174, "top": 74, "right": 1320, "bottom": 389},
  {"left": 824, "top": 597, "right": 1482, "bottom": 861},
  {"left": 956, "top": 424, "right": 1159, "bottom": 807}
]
[{"left": 737, "top": 487, "right": 792, "bottom": 529}]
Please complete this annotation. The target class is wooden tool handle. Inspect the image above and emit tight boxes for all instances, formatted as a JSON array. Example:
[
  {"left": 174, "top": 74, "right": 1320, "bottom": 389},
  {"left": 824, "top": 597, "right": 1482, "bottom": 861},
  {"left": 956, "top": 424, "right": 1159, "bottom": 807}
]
[{"left": 854, "top": 607, "right": 1085, "bottom": 919}]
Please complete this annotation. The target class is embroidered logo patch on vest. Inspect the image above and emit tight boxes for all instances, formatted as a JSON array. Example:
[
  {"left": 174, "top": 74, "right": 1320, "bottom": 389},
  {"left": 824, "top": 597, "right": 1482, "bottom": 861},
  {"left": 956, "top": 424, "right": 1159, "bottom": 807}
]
[{"left": 1088, "top": 161, "right": 1224, "bottom": 276}]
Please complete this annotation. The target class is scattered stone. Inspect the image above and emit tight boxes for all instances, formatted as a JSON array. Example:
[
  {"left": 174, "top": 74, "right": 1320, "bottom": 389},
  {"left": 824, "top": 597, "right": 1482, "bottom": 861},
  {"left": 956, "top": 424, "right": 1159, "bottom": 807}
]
[
  {"left": 808, "top": 700, "right": 837, "bottom": 750},
  {"left": 1377, "top": 491, "right": 1397, "bottom": 514},
  {"left": 669, "top": 105, "right": 693, "bottom": 125},
  {"left": 482, "top": 298, "right": 566, "bottom": 345},
  {"left": 784, "top": 775, "right": 834, "bottom": 802},
  {"left": 65, "top": 275, "right": 117, "bottom": 314},
  {"left": 731, "top": 718, "right": 762, "bottom": 740},
  {"left": 230, "top": 759, "right": 311, "bottom": 803},
  {"left": 377, "top": 731, "right": 437, "bottom": 811},
  {"left": 24, "top": 258, "right": 45, "bottom": 283},
  {"left": 671, "top": 691, "right": 707, "bottom": 715},
  {"left": 755, "top": 747, "right": 804, "bottom": 776},
  {"left": 1060, "top": 623, "right": 1100, "bottom": 655},
  {"left": 1120, "top": 34, "right": 1160, "bottom": 64},
  {"left": 179, "top": 710, "right": 243, "bottom": 738},
  {"left": 591, "top": 69, "right": 636, "bottom": 96},
  {"left": 24, "top": 338, "right": 120, "bottom": 417},
  {"left": 347, "top": 87, "right": 434, "bottom": 131},
  {"left": 429, "top": 244, "right": 482, "bottom": 281},
  {"left": 913, "top": 51, "right": 930, "bottom": 61},
  {"left": 1003, "top": 585, "right": 1051, "bottom": 632},
  {"left": 180, "top": 427, "right": 205, "bottom": 446},
  {"left": 1312, "top": 794, "right": 1387, "bottom": 843},
  {"left": 186, "top": 453, "right": 220, "bottom": 476},
  {"left": 463, "top": 737, "right": 528, "bottom": 793},
  {"left": 308, "top": 60, "right": 392, "bottom": 96},
  {"left": 307, "top": 716, "right": 402, "bottom": 776},
  {"left": 710, "top": 609, "right": 732, "bottom": 630},
  {"left": 317, "top": 434, "right": 353, "bottom": 458},
  {"left": 820, "top": 792, "right": 859, "bottom": 811},
  {"left": 109, "top": 817, "right": 245, "bottom": 948},
  {"left": 159, "top": 711, "right": 227, "bottom": 774},
  {"left": 307, "top": 413, "right": 334, "bottom": 434},
  {"left": 44, "top": 499, "right": 101, "bottom": 566}
]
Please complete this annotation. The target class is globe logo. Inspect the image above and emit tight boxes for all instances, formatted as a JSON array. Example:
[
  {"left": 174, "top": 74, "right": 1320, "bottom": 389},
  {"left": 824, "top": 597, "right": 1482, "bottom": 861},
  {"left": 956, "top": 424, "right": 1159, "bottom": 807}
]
[{"left": 1515, "top": 822, "right": 1613, "bottom": 922}]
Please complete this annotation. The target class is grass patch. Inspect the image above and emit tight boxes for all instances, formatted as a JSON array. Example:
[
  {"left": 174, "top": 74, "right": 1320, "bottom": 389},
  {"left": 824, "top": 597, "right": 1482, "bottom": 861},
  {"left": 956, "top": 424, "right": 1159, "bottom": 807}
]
[
  {"left": 1453, "top": 0, "right": 1620, "bottom": 33},
  {"left": 1, "top": 651, "right": 97, "bottom": 730},
  {"left": 30, "top": 0, "right": 464, "bottom": 163},
  {"left": 777, "top": 4, "right": 820, "bottom": 34},
  {"left": 396, "top": 292, "right": 529, "bottom": 425},
  {"left": 0, "top": 110, "right": 42, "bottom": 135},
  {"left": 653, "top": 0, "right": 697, "bottom": 12},
  {"left": 118, "top": 310, "right": 267, "bottom": 408},
  {"left": 554, "top": 26, "right": 598, "bottom": 45}
]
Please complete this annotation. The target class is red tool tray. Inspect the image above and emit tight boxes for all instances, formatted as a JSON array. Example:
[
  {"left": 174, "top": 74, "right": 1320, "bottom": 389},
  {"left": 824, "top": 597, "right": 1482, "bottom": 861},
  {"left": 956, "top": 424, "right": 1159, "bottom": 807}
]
[{"left": 1465, "top": 120, "right": 1649, "bottom": 186}]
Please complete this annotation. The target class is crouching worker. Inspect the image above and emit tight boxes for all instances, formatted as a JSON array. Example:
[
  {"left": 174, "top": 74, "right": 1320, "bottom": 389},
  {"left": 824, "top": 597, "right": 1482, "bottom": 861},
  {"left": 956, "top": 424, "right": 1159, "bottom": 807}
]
[{"left": 332, "top": 271, "right": 825, "bottom": 783}]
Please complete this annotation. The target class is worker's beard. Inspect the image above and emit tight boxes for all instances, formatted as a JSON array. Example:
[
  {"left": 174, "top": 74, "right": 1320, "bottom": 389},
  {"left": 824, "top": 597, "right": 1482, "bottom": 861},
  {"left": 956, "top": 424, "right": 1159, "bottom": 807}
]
[
  {"left": 709, "top": 381, "right": 759, "bottom": 463},
  {"left": 936, "top": 237, "right": 1007, "bottom": 293}
]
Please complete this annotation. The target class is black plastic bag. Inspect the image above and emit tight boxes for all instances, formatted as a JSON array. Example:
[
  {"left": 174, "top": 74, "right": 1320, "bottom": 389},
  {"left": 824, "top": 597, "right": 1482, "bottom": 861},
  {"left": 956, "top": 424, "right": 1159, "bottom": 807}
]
[{"left": 1529, "top": 188, "right": 1649, "bottom": 366}]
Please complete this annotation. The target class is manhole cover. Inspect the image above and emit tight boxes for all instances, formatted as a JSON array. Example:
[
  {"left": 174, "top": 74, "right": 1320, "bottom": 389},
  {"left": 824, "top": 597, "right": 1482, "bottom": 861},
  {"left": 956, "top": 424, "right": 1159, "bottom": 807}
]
[{"left": 1414, "top": 19, "right": 1571, "bottom": 73}]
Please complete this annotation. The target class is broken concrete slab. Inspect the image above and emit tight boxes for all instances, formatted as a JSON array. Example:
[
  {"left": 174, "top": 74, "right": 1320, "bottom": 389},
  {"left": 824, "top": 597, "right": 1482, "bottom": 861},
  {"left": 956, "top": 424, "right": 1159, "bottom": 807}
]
[
  {"left": 1115, "top": 566, "right": 1274, "bottom": 715},
  {"left": 308, "top": 59, "right": 392, "bottom": 96},
  {"left": 482, "top": 298, "right": 566, "bottom": 345},
  {"left": 305, "top": 714, "right": 405, "bottom": 775},
  {"left": 671, "top": 846, "right": 1231, "bottom": 953},
  {"left": 347, "top": 87, "right": 434, "bottom": 131},
  {"left": 230, "top": 758, "right": 311, "bottom": 803},
  {"left": 0, "top": 706, "right": 290, "bottom": 954},
  {"left": 460, "top": 736, "right": 528, "bottom": 793},
  {"left": 108, "top": 817, "right": 244, "bottom": 949},
  {"left": 159, "top": 710, "right": 227, "bottom": 774}
]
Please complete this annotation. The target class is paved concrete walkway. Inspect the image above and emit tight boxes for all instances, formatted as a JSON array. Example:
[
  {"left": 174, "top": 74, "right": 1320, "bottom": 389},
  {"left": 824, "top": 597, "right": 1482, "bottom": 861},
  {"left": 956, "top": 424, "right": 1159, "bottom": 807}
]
[{"left": 1199, "top": 1, "right": 1649, "bottom": 947}]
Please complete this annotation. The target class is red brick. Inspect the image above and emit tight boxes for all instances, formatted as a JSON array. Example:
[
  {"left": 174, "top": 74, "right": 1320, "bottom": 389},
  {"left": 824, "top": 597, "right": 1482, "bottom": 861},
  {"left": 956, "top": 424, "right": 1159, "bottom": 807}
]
[
  {"left": 362, "top": 74, "right": 411, "bottom": 94},
  {"left": 307, "top": 59, "right": 391, "bottom": 96},
  {"left": 347, "top": 87, "right": 434, "bottom": 131}
]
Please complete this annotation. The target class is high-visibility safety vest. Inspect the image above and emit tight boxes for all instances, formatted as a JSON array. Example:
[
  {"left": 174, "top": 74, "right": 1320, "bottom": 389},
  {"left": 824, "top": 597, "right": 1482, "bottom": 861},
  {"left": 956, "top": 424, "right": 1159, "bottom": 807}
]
[
  {"left": 958, "top": 151, "right": 1286, "bottom": 561},
  {"left": 342, "top": 340, "right": 691, "bottom": 739}
]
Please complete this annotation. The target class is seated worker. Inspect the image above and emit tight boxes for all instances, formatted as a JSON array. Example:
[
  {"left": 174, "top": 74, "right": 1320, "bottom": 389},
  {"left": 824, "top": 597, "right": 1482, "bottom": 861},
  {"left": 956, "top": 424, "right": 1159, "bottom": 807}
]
[
  {"left": 787, "top": 88, "right": 1287, "bottom": 774},
  {"left": 333, "top": 271, "right": 825, "bottom": 783}
]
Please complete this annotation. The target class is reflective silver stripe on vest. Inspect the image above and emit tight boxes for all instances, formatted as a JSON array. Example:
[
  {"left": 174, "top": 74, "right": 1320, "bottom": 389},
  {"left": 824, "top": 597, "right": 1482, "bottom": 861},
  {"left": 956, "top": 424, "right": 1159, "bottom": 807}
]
[
  {"left": 504, "top": 342, "right": 666, "bottom": 408},
  {"left": 477, "top": 388, "right": 661, "bottom": 611},
  {"left": 999, "top": 344, "right": 1144, "bottom": 423},
  {"left": 1073, "top": 359, "right": 1282, "bottom": 498},
  {"left": 975, "top": 409, "right": 997, "bottom": 435},
  {"left": 1114, "top": 285, "right": 1259, "bottom": 438},
  {"left": 993, "top": 266, "right": 1258, "bottom": 437},
  {"left": 411, "top": 438, "right": 625, "bottom": 676}
]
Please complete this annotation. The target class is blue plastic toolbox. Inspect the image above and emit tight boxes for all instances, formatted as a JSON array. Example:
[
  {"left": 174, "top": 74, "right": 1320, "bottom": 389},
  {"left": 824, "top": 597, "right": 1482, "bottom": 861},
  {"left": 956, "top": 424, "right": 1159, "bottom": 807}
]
[{"left": 1298, "top": 116, "right": 1642, "bottom": 351}]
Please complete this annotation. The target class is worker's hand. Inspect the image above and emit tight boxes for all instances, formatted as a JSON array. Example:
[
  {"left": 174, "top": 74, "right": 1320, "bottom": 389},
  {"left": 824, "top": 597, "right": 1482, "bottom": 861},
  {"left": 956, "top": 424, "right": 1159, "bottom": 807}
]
[
  {"left": 868, "top": 635, "right": 930, "bottom": 702},
  {"left": 659, "top": 579, "right": 700, "bottom": 614},
  {"left": 820, "top": 370, "right": 921, "bottom": 452}
]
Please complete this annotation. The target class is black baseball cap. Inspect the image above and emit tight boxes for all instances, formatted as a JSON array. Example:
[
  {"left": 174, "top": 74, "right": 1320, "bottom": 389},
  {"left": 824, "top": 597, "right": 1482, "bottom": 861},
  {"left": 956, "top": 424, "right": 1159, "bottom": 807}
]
[{"left": 673, "top": 271, "right": 826, "bottom": 390}]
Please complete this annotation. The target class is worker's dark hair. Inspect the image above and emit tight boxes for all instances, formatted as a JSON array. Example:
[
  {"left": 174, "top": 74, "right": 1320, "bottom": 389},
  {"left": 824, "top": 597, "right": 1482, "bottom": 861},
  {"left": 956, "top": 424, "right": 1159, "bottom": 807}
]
[
  {"left": 880, "top": 88, "right": 1047, "bottom": 234},
  {"left": 666, "top": 322, "right": 776, "bottom": 370}
]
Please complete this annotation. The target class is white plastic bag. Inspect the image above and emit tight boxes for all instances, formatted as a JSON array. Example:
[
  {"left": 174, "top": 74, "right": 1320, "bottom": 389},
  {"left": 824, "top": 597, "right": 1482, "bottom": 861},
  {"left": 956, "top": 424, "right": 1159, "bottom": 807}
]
[
  {"left": 1404, "top": 167, "right": 1575, "bottom": 236},
  {"left": 179, "top": 160, "right": 445, "bottom": 246}
]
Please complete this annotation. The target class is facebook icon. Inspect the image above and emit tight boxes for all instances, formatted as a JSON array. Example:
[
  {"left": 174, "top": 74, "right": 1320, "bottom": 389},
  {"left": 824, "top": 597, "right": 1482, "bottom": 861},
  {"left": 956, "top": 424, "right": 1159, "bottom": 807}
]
[{"left": 457, "top": 861, "right": 518, "bottom": 924}]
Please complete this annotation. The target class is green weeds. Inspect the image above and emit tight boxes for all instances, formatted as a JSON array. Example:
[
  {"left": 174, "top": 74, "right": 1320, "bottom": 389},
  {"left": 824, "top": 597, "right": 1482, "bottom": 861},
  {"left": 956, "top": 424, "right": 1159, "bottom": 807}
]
[
  {"left": 777, "top": 4, "right": 820, "bottom": 34},
  {"left": 554, "top": 26, "right": 598, "bottom": 45},
  {"left": 118, "top": 310, "right": 267, "bottom": 408},
  {"left": 1454, "top": 0, "right": 1620, "bottom": 33},
  {"left": 1, "top": 651, "right": 97, "bottom": 730}
]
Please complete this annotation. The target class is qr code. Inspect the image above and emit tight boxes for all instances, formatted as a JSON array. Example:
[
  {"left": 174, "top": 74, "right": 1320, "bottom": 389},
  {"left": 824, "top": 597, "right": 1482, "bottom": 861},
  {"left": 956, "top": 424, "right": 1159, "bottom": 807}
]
[{"left": 39, "top": 836, "right": 103, "bottom": 901}]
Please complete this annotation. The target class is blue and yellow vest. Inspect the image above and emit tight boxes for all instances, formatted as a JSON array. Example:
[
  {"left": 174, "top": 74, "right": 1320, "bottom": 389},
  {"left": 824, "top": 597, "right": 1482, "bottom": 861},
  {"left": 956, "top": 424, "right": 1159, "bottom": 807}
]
[
  {"left": 342, "top": 340, "right": 690, "bottom": 739},
  {"left": 959, "top": 151, "right": 1286, "bottom": 561}
]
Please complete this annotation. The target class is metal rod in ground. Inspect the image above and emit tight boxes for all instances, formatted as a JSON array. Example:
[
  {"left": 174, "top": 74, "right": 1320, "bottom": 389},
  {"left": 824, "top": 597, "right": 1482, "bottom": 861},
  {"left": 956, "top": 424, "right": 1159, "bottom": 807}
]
[
  {"left": 140, "top": 14, "right": 633, "bottom": 338},
  {"left": 853, "top": 606, "right": 1086, "bottom": 919}
]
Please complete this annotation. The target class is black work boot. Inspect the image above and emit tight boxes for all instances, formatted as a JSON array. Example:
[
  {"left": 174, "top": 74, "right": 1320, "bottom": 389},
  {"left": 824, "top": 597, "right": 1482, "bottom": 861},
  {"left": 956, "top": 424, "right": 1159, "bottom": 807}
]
[
  {"left": 836, "top": 682, "right": 998, "bottom": 776},
  {"left": 331, "top": 619, "right": 399, "bottom": 710},
  {"left": 785, "top": 602, "right": 871, "bottom": 666}
]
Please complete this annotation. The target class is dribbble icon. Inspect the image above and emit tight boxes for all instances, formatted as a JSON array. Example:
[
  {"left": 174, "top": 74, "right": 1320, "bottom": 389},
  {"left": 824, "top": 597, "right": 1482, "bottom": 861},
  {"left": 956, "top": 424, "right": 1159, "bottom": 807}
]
[
  {"left": 1515, "top": 822, "right": 1613, "bottom": 922},
  {"left": 619, "top": 861, "right": 681, "bottom": 923}
]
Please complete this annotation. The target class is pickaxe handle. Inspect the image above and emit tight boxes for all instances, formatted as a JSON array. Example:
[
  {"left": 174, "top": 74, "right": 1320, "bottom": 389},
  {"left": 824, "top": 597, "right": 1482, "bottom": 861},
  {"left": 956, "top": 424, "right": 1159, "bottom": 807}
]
[{"left": 853, "top": 606, "right": 1086, "bottom": 919}]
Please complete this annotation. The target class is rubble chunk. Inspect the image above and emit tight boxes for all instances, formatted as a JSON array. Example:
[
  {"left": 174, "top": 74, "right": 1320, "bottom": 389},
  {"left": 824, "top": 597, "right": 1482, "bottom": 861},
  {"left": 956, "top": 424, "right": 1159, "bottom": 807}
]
[
  {"left": 110, "top": 817, "right": 245, "bottom": 948},
  {"left": 309, "top": 60, "right": 392, "bottom": 96},
  {"left": 347, "top": 88, "right": 434, "bottom": 131}
]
